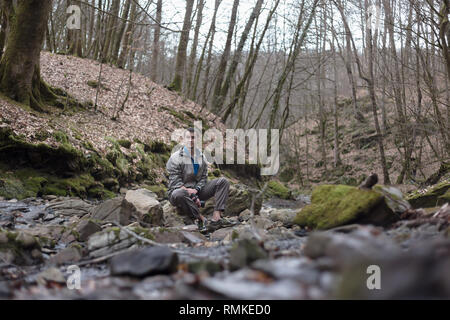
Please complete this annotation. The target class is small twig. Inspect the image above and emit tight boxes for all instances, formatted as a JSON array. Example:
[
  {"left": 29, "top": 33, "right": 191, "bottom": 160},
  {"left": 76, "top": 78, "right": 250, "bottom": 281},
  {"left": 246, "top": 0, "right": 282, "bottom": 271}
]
[
  {"left": 111, "top": 222, "right": 211, "bottom": 259},
  {"left": 75, "top": 247, "right": 136, "bottom": 266}
]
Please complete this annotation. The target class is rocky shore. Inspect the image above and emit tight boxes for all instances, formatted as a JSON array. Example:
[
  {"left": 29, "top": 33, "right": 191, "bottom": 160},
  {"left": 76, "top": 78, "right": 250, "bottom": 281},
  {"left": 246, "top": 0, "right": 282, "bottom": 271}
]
[{"left": 1, "top": 182, "right": 449, "bottom": 299}]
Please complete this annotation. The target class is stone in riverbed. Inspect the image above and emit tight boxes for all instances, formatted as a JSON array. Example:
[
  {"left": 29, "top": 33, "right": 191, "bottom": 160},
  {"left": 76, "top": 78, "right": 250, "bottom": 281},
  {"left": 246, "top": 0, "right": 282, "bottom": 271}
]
[
  {"left": 238, "top": 209, "right": 252, "bottom": 222},
  {"left": 188, "top": 260, "right": 222, "bottom": 275},
  {"left": 122, "top": 189, "right": 163, "bottom": 225},
  {"left": 48, "top": 246, "right": 82, "bottom": 265},
  {"left": 161, "top": 200, "right": 188, "bottom": 227},
  {"left": 267, "top": 208, "right": 297, "bottom": 227},
  {"left": 109, "top": 246, "right": 178, "bottom": 277},
  {"left": 90, "top": 197, "right": 130, "bottom": 225},
  {"left": 336, "top": 239, "right": 450, "bottom": 299},
  {"left": 303, "top": 225, "right": 399, "bottom": 269},
  {"left": 0, "top": 229, "right": 43, "bottom": 265},
  {"left": 294, "top": 184, "right": 401, "bottom": 230},
  {"left": 36, "top": 267, "right": 66, "bottom": 286},
  {"left": 46, "top": 198, "right": 93, "bottom": 217},
  {"left": 201, "top": 184, "right": 263, "bottom": 217},
  {"left": 229, "top": 239, "right": 268, "bottom": 270},
  {"left": 406, "top": 180, "right": 450, "bottom": 208},
  {"left": 76, "top": 219, "right": 102, "bottom": 242}
]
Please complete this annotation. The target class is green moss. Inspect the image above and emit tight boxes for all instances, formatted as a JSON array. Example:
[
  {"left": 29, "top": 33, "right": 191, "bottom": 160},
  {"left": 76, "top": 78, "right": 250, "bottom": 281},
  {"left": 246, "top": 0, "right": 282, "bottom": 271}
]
[
  {"left": 34, "top": 129, "right": 50, "bottom": 141},
  {"left": 41, "top": 185, "right": 67, "bottom": 196},
  {"left": 117, "top": 139, "right": 132, "bottom": 149},
  {"left": 87, "top": 186, "right": 115, "bottom": 200},
  {"left": 267, "top": 180, "right": 292, "bottom": 200},
  {"left": 145, "top": 185, "right": 167, "bottom": 199},
  {"left": 131, "top": 226, "right": 155, "bottom": 241},
  {"left": 144, "top": 140, "right": 171, "bottom": 154},
  {"left": 293, "top": 184, "right": 384, "bottom": 230},
  {"left": 407, "top": 180, "right": 450, "bottom": 208},
  {"left": 53, "top": 130, "right": 69, "bottom": 144}
]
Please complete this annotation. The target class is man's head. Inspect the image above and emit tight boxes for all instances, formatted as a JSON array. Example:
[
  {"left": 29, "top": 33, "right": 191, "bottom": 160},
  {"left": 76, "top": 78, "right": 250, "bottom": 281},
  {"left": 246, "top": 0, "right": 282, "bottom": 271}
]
[{"left": 184, "top": 127, "right": 195, "bottom": 151}]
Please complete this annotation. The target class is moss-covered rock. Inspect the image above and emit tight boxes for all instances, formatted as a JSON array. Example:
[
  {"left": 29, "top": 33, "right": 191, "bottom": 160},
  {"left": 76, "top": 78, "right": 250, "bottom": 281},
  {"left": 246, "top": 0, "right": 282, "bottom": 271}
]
[
  {"left": 406, "top": 180, "right": 450, "bottom": 208},
  {"left": 293, "top": 184, "right": 397, "bottom": 230},
  {"left": 266, "top": 180, "right": 292, "bottom": 200},
  {"left": 0, "top": 229, "right": 43, "bottom": 265},
  {"left": 0, "top": 163, "right": 115, "bottom": 200}
]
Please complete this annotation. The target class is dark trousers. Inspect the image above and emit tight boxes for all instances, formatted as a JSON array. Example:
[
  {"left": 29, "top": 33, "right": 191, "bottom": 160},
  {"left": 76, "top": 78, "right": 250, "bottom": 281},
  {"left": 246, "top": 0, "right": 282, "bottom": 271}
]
[{"left": 169, "top": 177, "right": 230, "bottom": 221}]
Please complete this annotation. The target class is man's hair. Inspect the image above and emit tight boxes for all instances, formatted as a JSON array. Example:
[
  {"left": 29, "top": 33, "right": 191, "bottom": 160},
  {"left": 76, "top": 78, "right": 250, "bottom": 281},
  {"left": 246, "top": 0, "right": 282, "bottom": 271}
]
[{"left": 187, "top": 127, "right": 195, "bottom": 133}]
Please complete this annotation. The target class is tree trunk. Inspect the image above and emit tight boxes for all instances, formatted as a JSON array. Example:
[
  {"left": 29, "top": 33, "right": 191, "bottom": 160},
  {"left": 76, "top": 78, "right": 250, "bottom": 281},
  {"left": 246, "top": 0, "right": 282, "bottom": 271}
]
[
  {"left": 186, "top": 0, "right": 204, "bottom": 95},
  {"left": 214, "top": 0, "right": 263, "bottom": 114},
  {"left": 0, "top": 0, "right": 58, "bottom": 112},
  {"left": 111, "top": 0, "right": 131, "bottom": 65},
  {"left": 117, "top": 1, "right": 137, "bottom": 69},
  {"left": 439, "top": 0, "right": 450, "bottom": 81},
  {"left": 151, "top": 0, "right": 162, "bottom": 81},
  {"left": 168, "top": 0, "right": 195, "bottom": 92},
  {"left": 211, "top": 0, "right": 239, "bottom": 113}
]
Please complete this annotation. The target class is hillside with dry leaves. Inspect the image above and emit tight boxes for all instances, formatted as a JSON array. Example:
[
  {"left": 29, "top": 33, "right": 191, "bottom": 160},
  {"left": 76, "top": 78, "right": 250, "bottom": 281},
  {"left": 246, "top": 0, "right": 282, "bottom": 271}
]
[{"left": 1, "top": 51, "right": 224, "bottom": 154}]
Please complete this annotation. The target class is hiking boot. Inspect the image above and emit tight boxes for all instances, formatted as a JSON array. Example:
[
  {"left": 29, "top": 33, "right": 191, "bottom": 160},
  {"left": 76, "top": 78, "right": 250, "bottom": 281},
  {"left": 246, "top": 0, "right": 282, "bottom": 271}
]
[
  {"left": 197, "top": 218, "right": 208, "bottom": 233},
  {"left": 207, "top": 218, "right": 238, "bottom": 232}
]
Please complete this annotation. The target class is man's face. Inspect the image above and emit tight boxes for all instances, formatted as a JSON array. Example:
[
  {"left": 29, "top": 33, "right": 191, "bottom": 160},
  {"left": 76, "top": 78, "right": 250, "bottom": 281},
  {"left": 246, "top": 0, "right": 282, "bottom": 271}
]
[{"left": 185, "top": 131, "right": 195, "bottom": 150}]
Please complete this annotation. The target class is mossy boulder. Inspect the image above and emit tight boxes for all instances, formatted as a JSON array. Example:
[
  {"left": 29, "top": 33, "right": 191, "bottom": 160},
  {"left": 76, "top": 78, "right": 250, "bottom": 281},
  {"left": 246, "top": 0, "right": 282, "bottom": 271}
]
[
  {"left": 406, "top": 180, "right": 450, "bottom": 208},
  {"left": 266, "top": 180, "right": 292, "bottom": 200},
  {"left": 294, "top": 184, "right": 398, "bottom": 230}
]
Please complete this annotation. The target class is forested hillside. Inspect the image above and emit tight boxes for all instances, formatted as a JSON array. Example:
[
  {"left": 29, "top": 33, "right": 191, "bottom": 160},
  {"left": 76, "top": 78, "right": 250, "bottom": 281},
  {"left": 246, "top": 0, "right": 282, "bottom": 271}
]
[{"left": 0, "top": 0, "right": 449, "bottom": 302}]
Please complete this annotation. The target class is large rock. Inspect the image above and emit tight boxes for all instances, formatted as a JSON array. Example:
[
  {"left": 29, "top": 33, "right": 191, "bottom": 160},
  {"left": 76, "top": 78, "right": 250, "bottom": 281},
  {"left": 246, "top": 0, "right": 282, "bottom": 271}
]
[
  {"left": 303, "top": 225, "right": 399, "bottom": 269},
  {"left": 372, "top": 185, "right": 411, "bottom": 213},
  {"left": 109, "top": 246, "right": 178, "bottom": 277},
  {"left": 161, "top": 200, "right": 188, "bottom": 227},
  {"left": 122, "top": 189, "right": 163, "bottom": 225},
  {"left": 90, "top": 197, "right": 130, "bottom": 225},
  {"left": 266, "top": 208, "right": 297, "bottom": 227},
  {"left": 201, "top": 183, "right": 262, "bottom": 217},
  {"left": 0, "top": 229, "right": 43, "bottom": 265},
  {"left": 48, "top": 246, "right": 82, "bottom": 265},
  {"left": 335, "top": 239, "right": 450, "bottom": 299},
  {"left": 76, "top": 219, "right": 102, "bottom": 242},
  {"left": 406, "top": 180, "right": 450, "bottom": 208},
  {"left": 86, "top": 226, "right": 155, "bottom": 258},
  {"left": 294, "top": 184, "right": 401, "bottom": 230},
  {"left": 87, "top": 227, "right": 136, "bottom": 257}
]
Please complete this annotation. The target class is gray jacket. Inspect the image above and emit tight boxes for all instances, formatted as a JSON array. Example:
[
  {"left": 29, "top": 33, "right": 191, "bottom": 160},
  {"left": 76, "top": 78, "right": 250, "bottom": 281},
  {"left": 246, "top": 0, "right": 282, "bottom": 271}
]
[{"left": 166, "top": 146, "right": 208, "bottom": 198}]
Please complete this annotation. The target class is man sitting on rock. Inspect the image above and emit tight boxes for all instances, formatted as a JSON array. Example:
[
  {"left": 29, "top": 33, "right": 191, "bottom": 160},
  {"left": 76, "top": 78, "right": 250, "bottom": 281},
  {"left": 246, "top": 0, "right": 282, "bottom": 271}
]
[{"left": 166, "top": 128, "right": 230, "bottom": 232}]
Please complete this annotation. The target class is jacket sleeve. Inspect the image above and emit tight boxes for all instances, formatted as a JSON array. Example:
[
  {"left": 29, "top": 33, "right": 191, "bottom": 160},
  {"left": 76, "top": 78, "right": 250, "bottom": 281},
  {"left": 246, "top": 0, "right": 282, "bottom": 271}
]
[
  {"left": 194, "top": 157, "right": 208, "bottom": 192},
  {"left": 166, "top": 154, "right": 184, "bottom": 191}
]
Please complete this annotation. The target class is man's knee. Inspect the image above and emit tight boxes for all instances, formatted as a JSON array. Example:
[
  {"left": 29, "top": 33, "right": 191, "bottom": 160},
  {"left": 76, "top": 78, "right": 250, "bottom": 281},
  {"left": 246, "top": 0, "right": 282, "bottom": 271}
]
[
  {"left": 170, "top": 188, "right": 188, "bottom": 204},
  {"left": 218, "top": 177, "right": 229, "bottom": 189}
]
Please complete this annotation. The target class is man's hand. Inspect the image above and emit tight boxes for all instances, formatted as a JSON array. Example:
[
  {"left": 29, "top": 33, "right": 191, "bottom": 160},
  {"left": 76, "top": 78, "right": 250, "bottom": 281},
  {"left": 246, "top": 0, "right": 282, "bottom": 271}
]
[
  {"left": 194, "top": 197, "right": 201, "bottom": 207},
  {"left": 181, "top": 186, "right": 197, "bottom": 195}
]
